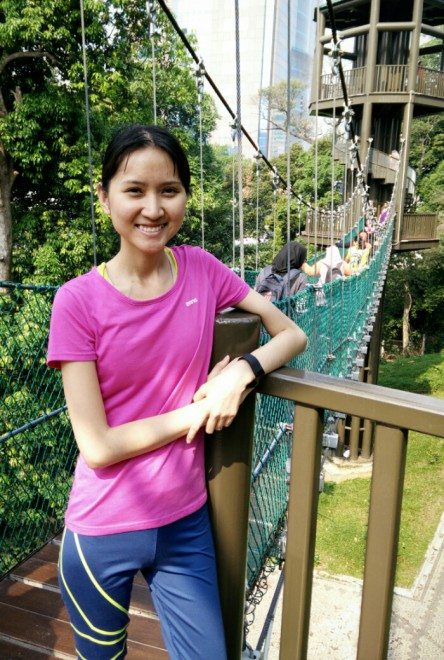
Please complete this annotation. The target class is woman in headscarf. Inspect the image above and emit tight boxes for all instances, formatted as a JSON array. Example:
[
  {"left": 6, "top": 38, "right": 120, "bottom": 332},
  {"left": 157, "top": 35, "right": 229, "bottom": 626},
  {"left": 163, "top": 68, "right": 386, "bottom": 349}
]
[{"left": 254, "top": 242, "right": 308, "bottom": 300}]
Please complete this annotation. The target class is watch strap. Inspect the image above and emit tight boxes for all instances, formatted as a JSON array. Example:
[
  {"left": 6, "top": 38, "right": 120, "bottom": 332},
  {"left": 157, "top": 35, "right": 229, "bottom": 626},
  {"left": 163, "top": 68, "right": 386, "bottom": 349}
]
[{"left": 238, "top": 353, "right": 265, "bottom": 387}]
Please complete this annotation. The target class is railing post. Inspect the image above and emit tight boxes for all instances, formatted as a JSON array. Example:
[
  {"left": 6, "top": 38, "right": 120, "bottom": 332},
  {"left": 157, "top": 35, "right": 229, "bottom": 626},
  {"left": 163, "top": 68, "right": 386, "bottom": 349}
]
[
  {"left": 280, "top": 404, "right": 324, "bottom": 660},
  {"left": 362, "top": 300, "right": 384, "bottom": 458},
  {"left": 205, "top": 310, "right": 261, "bottom": 660},
  {"left": 349, "top": 364, "right": 365, "bottom": 460},
  {"left": 357, "top": 424, "right": 408, "bottom": 659}
]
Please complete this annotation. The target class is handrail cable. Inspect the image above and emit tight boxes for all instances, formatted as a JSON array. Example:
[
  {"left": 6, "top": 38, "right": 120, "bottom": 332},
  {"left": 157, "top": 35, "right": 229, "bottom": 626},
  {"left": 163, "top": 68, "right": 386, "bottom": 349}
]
[
  {"left": 155, "top": 0, "right": 314, "bottom": 210},
  {"left": 325, "top": 0, "right": 362, "bottom": 172},
  {"left": 195, "top": 60, "right": 206, "bottom": 249},
  {"left": 285, "top": 0, "right": 292, "bottom": 297},
  {"left": 234, "top": 0, "right": 244, "bottom": 279},
  {"left": 328, "top": 64, "right": 338, "bottom": 358},
  {"left": 231, "top": 123, "right": 237, "bottom": 270},
  {"left": 147, "top": 1, "right": 158, "bottom": 124},
  {"left": 254, "top": 152, "right": 261, "bottom": 271},
  {"left": 79, "top": 0, "right": 97, "bottom": 267}
]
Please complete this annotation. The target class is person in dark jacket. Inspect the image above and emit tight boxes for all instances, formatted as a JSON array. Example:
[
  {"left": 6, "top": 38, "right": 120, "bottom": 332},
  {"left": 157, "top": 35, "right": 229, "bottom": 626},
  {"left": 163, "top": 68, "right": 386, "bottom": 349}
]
[{"left": 255, "top": 242, "right": 308, "bottom": 301}]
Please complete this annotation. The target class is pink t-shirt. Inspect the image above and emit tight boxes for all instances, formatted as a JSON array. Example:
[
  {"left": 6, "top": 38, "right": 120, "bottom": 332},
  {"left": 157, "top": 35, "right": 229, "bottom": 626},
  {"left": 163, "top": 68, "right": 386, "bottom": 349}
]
[{"left": 47, "top": 246, "right": 250, "bottom": 535}]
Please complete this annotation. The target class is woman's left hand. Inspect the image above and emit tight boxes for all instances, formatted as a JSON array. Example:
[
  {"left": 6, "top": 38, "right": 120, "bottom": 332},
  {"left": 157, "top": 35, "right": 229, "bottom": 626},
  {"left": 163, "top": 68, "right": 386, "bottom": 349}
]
[{"left": 192, "top": 356, "right": 254, "bottom": 434}]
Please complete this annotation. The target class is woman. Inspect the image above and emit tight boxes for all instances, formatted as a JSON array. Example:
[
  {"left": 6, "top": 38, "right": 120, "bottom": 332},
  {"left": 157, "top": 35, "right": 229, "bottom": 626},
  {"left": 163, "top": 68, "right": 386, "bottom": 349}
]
[
  {"left": 344, "top": 231, "right": 371, "bottom": 273},
  {"left": 303, "top": 245, "right": 352, "bottom": 282},
  {"left": 47, "top": 124, "right": 306, "bottom": 659},
  {"left": 378, "top": 201, "right": 390, "bottom": 225},
  {"left": 254, "top": 241, "right": 308, "bottom": 301}
]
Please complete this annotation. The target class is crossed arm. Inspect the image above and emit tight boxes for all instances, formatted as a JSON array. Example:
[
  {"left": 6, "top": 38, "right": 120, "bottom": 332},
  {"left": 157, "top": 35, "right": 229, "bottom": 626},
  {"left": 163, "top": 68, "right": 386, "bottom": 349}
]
[{"left": 61, "top": 289, "right": 307, "bottom": 469}]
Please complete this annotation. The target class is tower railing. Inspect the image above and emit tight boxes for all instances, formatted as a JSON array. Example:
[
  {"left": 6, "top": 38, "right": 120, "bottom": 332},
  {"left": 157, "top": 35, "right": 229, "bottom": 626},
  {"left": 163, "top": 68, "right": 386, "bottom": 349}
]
[{"left": 320, "top": 65, "right": 444, "bottom": 101}]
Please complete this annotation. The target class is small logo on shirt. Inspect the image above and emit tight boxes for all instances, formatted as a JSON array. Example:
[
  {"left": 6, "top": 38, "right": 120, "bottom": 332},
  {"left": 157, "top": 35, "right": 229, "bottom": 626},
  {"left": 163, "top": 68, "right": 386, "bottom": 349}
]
[{"left": 185, "top": 298, "right": 198, "bottom": 307}]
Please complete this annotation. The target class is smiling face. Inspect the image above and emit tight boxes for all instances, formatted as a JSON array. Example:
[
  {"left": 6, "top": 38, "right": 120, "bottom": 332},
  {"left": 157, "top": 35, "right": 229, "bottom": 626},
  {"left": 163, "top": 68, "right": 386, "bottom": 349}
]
[{"left": 98, "top": 146, "right": 187, "bottom": 258}]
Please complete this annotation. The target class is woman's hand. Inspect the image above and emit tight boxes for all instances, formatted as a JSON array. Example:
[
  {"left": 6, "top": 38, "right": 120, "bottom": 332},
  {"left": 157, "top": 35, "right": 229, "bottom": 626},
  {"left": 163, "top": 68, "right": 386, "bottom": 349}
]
[{"left": 188, "top": 357, "right": 255, "bottom": 440}]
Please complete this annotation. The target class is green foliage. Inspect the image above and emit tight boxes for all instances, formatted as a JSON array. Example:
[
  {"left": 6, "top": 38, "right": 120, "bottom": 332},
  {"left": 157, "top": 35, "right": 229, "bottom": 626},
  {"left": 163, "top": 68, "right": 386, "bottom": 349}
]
[
  {"left": 238, "top": 137, "right": 341, "bottom": 268},
  {"left": 409, "top": 113, "right": 444, "bottom": 213},
  {"left": 378, "top": 350, "right": 444, "bottom": 395},
  {"left": 417, "top": 160, "right": 444, "bottom": 213},
  {"left": 382, "top": 247, "right": 444, "bottom": 353},
  {"left": 0, "top": 285, "right": 78, "bottom": 576},
  {"left": 1, "top": 0, "right": 227, "bottom": 283}
]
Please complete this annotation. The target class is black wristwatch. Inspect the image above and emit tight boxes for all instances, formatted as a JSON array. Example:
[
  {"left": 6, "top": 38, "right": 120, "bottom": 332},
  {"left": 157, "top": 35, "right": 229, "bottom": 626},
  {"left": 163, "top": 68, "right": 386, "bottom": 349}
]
[{"left": 238, "top": 353, "right": 265, "bottom": 388}]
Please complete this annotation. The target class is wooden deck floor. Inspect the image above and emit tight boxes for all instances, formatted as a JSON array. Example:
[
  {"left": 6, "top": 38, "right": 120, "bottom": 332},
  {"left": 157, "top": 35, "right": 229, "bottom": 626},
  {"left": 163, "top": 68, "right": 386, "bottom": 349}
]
[{"left": 0, "top": 537, "right": 168, "bottom": 658}]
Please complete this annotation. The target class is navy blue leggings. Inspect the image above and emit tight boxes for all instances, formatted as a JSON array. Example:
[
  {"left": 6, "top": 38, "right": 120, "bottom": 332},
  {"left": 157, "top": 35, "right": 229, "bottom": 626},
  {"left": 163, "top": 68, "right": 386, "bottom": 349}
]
[{"left": 58, "top": 505, "right": 227, "bottom": 659}]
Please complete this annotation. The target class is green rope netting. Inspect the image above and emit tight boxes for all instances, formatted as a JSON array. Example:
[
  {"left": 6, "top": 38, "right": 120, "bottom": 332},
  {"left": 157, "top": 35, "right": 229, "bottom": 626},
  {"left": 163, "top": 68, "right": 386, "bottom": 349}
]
[
  {"left": 0, "top": 221, "right": 393, "bottom": 581},
  {"left": 0, "top": 283, "right": 76, "bottom": 576},
  {"left": 244, "top": 221, "right": 392, "bottom": 588}
]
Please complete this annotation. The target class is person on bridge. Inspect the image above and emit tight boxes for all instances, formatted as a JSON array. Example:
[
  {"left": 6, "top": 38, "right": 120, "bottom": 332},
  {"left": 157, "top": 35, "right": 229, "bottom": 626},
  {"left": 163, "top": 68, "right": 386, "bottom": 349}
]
[
  {"left": 47, "top": 123, "right": 307, "bottom": 660},
  {"left": 302, "top": 245, "right": 352, "bottom": 282},
  {"left": 345, "top": 230, "right": 372, "bottom": 273},
  {"left": 378, "top": 201, "right": 390, "bottom": 225},
  {"left": 254, "top": 241, "right": 308, "bottom": 301}
]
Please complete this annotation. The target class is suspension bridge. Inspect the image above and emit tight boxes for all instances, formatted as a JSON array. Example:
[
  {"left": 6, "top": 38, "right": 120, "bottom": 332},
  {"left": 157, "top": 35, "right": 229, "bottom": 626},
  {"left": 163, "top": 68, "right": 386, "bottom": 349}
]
[{"left": 0, "top": 0, "right": 442, "bottom": 658}]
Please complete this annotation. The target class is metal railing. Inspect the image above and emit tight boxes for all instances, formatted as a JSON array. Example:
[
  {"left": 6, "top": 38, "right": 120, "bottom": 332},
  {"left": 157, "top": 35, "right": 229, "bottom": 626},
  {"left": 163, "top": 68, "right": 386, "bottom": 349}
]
[
  {"left": 209, "top": 363, "right": 444, "bottom": 659},
  {"left": 416, "top": 66, "right": 444, "bottom": 98},
  {"left": 374, "top": 64, "right": 409, "bottom": 94},
  {"left": 320, "top": 65, "right": 444, "bottom": 101},
  {"left": 400, "top": 213, "right": 439, "bottom": 241}
]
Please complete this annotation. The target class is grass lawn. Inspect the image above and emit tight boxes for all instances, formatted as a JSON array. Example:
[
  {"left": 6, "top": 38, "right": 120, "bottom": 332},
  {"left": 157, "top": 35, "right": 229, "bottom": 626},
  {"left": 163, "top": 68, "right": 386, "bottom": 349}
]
[{"left": 314, "top": 351, "right": 444, "bottom": 588}]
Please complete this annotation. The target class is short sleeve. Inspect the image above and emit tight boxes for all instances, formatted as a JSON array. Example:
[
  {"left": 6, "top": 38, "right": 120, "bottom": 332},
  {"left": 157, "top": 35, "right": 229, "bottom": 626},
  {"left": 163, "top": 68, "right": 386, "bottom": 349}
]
[
  {"left": 196, "top": 248, "right": 250, "bottom": 311},
  {"left": 47, "top": 283, "right": 97, "bottom": 369}
]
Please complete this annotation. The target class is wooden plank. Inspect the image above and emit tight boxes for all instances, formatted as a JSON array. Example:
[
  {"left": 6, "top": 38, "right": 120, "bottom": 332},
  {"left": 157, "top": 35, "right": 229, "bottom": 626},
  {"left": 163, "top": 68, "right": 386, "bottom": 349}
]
[
  {"left": 10, "top": 557, "right": 156, "bottom": 616},
  {"left": 126, "top": 640, "right": 169, "bottom": 659},
  {"left": 0, "top": 639, "right": 51, "bottom": 658},
  {"left": 0, "top": 602, "right": 76, "bottom": 656},
  {"left": 32, "top": 544, "right": 59, "bottom": 563},
  {"left": 0, "top": 580, "right": 67, "bottom": 621},
  {"left": 10, "top": 557, "right": 59, "bottom": 589},
  {"left": 0, "top": 599, "right": 167, "bottom": 657},
  {"left": 0, "top": 579, "right": 165, "bottom": 649}
]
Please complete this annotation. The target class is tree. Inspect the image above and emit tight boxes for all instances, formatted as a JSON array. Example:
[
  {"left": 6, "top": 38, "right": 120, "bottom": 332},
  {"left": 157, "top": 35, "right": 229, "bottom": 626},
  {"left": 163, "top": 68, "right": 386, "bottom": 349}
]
[
  {"left": 232, "top": 135, "right": 343, "bottom": 269},
  {"left": 382, "top": 246, "right": 444, "bottom": 354},
  {"left": 1, "top": 0, "right": 228, "bottom": 284},
  {"left": 256, "top": 79, "right": 314, "bottom": 146}
]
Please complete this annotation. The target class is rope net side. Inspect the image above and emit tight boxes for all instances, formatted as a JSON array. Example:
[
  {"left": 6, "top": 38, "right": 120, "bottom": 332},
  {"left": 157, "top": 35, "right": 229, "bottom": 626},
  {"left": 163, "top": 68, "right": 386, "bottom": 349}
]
[{"left": 0, "top": 284, "right": 77, "bottom": 575}]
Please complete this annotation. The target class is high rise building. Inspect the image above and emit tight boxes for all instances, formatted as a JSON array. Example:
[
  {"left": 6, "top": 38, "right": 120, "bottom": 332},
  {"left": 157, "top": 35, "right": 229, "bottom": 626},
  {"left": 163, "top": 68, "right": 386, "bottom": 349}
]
[{"left": 167, "top": 0, "right": 317, "bottom": 157}]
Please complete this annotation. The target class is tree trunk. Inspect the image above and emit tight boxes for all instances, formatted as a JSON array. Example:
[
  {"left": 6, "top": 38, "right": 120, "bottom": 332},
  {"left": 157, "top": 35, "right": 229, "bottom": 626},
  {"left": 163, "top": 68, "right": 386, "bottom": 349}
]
[
  {"left": 402, "top": 279, "right": 412, "bottom": 355},
  {"left": 0, "top": 143, "right": 14, "bottom": 282}
]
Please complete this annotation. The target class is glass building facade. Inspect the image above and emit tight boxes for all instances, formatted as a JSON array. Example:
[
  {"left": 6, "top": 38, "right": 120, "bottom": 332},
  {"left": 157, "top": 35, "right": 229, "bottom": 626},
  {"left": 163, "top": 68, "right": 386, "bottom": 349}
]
[{"left": 168, "top": 0, "right": 316, "bottom": 157}]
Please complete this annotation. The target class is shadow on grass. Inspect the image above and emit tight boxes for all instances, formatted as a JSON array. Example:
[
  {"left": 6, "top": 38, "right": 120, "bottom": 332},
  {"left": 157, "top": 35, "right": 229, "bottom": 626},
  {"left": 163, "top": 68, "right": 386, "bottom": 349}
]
[{"left": 321, "top": 482, "right": 337, "bottom": 496}]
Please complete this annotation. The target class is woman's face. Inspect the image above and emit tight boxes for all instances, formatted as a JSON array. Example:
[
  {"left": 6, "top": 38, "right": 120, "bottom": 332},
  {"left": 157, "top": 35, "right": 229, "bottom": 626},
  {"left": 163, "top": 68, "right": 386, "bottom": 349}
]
[{"left": 98, "top": 146, "right": 187, "bottom": 256}]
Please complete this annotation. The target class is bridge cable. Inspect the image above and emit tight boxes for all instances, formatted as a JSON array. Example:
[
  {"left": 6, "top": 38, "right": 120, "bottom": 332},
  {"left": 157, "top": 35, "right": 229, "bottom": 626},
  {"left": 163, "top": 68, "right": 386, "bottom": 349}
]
[
  {"left": 254, "top": 151, "right": 262, "bottom": 271},
  {"left": 234, "top": 0, "right": 244, "bottom": 278},
  {"left": 231, "top": 122, "right": 237, "bottom": 270},
  {"left": 325, "top": 0, "right": 362, "bottom": 172},
  {"left": 155, "top": 0, "right": 314, "bottom": 211},
  {"left": 328, "top": 63, "right": 338, "bottom": 360},
  {"left": 79, "top": 0, "right": 97, "bottom": 267},
  {"left": 147, "top": 1, "right": 158, "bottom": 124},
  {"left": 285, "top": 0, "right": 292, "bottom": 300},
  {"left": 195, "top": 61, "right": 206, "bottom": 249}
]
